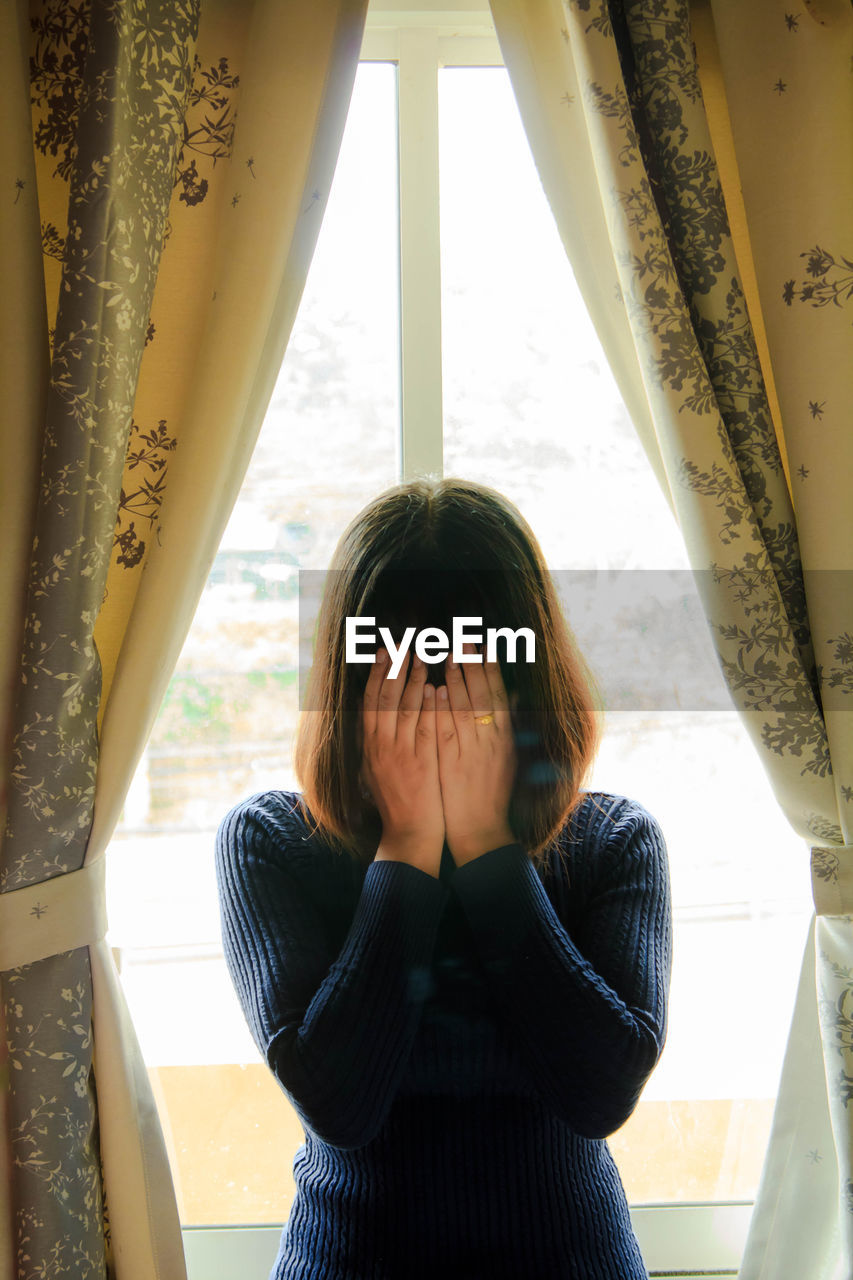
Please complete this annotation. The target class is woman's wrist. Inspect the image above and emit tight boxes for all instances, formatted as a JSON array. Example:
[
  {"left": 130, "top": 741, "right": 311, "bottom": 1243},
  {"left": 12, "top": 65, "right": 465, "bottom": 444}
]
[
  {"left": 450, "top": 826, "right": 516, "bottom": 866},
  {"left": 375, "top": 833, "right": 444, "bottom": 878}
]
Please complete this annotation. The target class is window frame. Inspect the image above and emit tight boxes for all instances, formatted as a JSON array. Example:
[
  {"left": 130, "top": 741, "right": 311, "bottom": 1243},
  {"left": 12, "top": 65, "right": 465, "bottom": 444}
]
[
  {"left": 181, "top": 1202, "right": 750, "bottom": 1279},
  {"left": 178, "top": 4, "right": 754, "bottom": 1273},
  {"left": 361, "top": 9, "right": 504, "bottom": 479}
]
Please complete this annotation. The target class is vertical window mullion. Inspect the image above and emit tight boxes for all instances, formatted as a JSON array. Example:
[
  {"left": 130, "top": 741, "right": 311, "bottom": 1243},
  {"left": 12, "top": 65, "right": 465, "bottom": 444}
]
[{"left": 396, "top": 28, "right": 443, "bottom": 481}]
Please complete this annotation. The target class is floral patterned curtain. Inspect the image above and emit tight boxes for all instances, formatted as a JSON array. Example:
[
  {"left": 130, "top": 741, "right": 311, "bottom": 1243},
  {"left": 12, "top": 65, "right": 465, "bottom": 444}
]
[
  {"left": 0, "top": 0, "right": 367, "bottom": 1275},
  {"left": 487, "top": 0, "right": 853, "bottom": 1275}
]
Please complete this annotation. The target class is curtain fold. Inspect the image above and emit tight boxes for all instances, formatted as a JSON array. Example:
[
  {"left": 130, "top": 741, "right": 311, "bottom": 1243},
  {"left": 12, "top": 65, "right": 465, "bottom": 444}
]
[
  {"left": 0, "top": 0, "right": 368, "bottom": 1275},
  {"left": 88, "top": 0, "right": 368, "bottom": 859},
  {"left": 487, "top": 0, "right": 853, "bottom": 1275}
]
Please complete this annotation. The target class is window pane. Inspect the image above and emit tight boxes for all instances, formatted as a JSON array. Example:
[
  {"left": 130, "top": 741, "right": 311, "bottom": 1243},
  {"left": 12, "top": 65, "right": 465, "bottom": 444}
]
[
  {"left": 438, "top": 65, "right": 812, "bottom": 1204},
  {"left": 106, "top": 61, "right": 400, "bottom": 1225}
]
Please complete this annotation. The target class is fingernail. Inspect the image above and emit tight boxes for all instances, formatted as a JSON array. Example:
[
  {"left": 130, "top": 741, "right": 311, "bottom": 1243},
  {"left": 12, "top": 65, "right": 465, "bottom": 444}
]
[
  {"left": 439, "top": 685, "right": 448, "bottom": 700},
  {"left": 448, "top": 656, "right": 457, "bottom": 670}
]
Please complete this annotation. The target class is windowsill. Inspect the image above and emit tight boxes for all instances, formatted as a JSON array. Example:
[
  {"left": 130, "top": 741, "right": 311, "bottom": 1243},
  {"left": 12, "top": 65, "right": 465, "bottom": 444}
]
[{"left": 180, "top": 1204, "right": 752, "bottom": 1279}]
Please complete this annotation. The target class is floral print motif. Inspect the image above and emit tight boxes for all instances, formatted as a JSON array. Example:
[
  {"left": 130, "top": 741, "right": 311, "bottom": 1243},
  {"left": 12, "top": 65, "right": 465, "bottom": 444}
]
[
  {"left": 783, "top": 246, "right": 853, "bottom": 312},
  {"left": 813, "top": 846, "right": 841, "bottom": 885},
  {"left": 826, "top": 634, "right": 853, "bottom": 695},
  {"left": 675, "top": 459, "right": 751, "bottom": 543},
  {"left": 174, "top": 55, "right": 240, "bottom": 208},
  {"left": 29, "top": 0, "right": 90, "bottom": 182},
  {"left": 3, "top": 955, "right": 104, "bottom": 1276},
  {"left": 114, "top": 418, "right": 178, "bottom": 568},
  {"left": 807, "top": 813, "right": 844, "bottom": 846},
  {"left": 31, "top": 6, "right": 237, "bottom": 216},
  {"left": 41, "top": 220, "right": 66, "bottom": 261},
  {"left": 818, "top": 947, "right": 853, "bottom": 1110},
  {"left": 704, "top": 559, "right": 829, "bottom": 777},
  {"left": 566, "top": 0, "right": 613, "bottom": 39}
]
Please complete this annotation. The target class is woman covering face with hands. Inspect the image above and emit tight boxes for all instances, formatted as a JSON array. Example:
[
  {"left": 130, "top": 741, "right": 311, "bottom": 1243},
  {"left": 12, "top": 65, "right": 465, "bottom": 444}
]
[
  {"left": 216, "top": 476, "right": 673, "bottom": 1280},
  {"left": 362, "top": 640, "right": 517, "bottom": 875}
]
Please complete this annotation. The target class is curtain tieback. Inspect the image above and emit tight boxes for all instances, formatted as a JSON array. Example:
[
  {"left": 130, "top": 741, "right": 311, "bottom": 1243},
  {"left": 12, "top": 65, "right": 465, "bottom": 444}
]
[
  {"left": 0, "top": 859, "right": 107, "bottom": 971},
  {"left": 811, "top": 844, "right": 853, "bottom": 916}
]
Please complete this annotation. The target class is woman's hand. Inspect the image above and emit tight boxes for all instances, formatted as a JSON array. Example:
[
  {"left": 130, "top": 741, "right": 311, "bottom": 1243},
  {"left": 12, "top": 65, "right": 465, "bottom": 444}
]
[
  {"left": 435, "top": 641, "right": 518, "bottom": 865},
  {"left": 360, "top": 646, "right": 445, "bottom": 878}
]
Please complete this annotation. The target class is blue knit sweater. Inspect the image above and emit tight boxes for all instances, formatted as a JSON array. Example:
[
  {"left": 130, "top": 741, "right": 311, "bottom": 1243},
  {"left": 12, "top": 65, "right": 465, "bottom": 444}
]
[{"left": 215, "top": 789, "right": 672, "bottom": 1280}]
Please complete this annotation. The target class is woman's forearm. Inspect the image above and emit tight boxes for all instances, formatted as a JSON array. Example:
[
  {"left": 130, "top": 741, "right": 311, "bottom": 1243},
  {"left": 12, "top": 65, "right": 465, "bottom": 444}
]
[
  {"left": 217, "top": 802, "right": 450, "bottom": 1150},
  {"left": 450, "top": 814, "right": 672, "bottom": 1138}
]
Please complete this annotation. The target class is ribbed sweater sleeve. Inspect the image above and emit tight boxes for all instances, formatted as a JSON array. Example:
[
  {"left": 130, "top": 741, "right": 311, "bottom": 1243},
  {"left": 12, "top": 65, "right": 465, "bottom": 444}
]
[
  {"left": 449, "top": 797, "right": 672, "bottom": 1139},
  {"left": 215, "top": 794, "right": 450, "bottom": 1150}
]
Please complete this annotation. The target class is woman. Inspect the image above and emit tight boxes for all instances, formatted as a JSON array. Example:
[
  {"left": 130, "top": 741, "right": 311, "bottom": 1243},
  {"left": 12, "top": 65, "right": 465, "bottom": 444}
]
[{"left": 215, "top": 476, "right": 673, "bottom": 1280}]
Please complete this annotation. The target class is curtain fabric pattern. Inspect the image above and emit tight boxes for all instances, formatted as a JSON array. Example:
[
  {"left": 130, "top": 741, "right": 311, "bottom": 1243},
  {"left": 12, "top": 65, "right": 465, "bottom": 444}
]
[
  {"left": 0, "top": 0, "right": 367, "bottom": 1276},
  {"left": 486, "top": 0, "right": 853, "bottom": 1276}
]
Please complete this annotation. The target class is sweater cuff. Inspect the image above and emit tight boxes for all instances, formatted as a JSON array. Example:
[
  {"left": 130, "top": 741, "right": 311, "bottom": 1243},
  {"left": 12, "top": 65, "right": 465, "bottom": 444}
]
[
  {"left": 355, "top": 858, "right": 450, "bottom": 988},
  {"left": 450, "top": 843, "right": 543, "bottom": 962}
]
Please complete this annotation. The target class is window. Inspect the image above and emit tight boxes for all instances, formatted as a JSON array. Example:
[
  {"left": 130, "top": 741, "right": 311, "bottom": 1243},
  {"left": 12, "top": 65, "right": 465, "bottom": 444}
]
[{"left": 108, "top": 5, "right": 811, "bottom": 1275}]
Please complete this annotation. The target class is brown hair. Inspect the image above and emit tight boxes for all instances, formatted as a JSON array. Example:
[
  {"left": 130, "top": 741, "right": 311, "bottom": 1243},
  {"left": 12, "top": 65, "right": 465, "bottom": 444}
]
[{"left": 293, "top": 476, "right": 601, "bottom": 870}]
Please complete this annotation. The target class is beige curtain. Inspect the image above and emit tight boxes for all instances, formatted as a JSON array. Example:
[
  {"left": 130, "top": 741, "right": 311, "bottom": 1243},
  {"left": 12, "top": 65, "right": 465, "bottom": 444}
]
[
  {"left": 0, "top": 0, "right": 367, "bottom": 1275},
  {"left": 487, "top": 0, "right": 853, "bottom": 1275}
]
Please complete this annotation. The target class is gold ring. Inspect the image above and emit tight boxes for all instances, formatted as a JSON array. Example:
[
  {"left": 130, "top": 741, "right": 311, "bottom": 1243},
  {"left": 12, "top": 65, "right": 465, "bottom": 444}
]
[{"left": 475, "top": 713, "right": 495, "bottom": 726}]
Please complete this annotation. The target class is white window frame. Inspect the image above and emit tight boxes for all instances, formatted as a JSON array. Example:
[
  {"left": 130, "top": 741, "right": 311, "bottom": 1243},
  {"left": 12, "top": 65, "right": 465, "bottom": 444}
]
[
  {"left": 180, "top": 3, "right": 753, "bottom": 1273},
  {"left": 182, "top": 1203, "right": 751, "bottom": 1278},
  {"left": 361, "top": 2, "right": 506, "bottom": 479}
]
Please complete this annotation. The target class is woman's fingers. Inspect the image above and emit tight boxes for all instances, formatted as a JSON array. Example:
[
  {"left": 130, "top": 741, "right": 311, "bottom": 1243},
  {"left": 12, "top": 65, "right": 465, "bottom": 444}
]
[
  {"left": 458, "top": 641, "right": 495, "bottom": 724},
  {"left": 376, "top": 647, "right": 409, "bottom": 744},
  {"left": 443, "top": 640, "right": 498, "bottom": 737},
  {"left": 435, "top": 673, "right": 458, "bottom": 759},
  {"left": 359, "top": 644, "right": 445, "bottom": 860},
  {"left": 415, "top": 678, "right": 437, "bottom": 759},
  {"left": 442, "top": 646, "right": 474, "bottom": 741},
  {"left": 457, "top": 639, "right": 512, "bottom": 735},
  {"left": 481, "top": 646, "right": 512, "bottom": 733},
  {"left": 363, "top": 636, "right": 512, "bottom": 763},
  {"left": 361, "top": 645, "right": 388, "bottom": 740},
  {"left": 437, "top": 639, "right": 515, "bottom": 760},
  {"left": 364, "top": 647, "right": 430, "bottom": 747},
  {"left": 396, "top": 651, "right": 428, "bottom": 744}
]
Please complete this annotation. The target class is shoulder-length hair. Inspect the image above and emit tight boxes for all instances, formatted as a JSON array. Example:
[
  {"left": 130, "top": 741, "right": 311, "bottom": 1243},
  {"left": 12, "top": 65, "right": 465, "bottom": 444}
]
[{"left": 293, "top": 476, "right": 600, "bottom": 870}]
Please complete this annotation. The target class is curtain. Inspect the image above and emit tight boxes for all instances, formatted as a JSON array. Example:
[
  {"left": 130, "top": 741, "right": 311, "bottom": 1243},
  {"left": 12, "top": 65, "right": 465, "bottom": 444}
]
[
  {"left": 486, "top": 0, "right": 853, "bottom": 1276},
  {"left": 0, "top": 0, "right": 368, "bottom": 1276}
]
